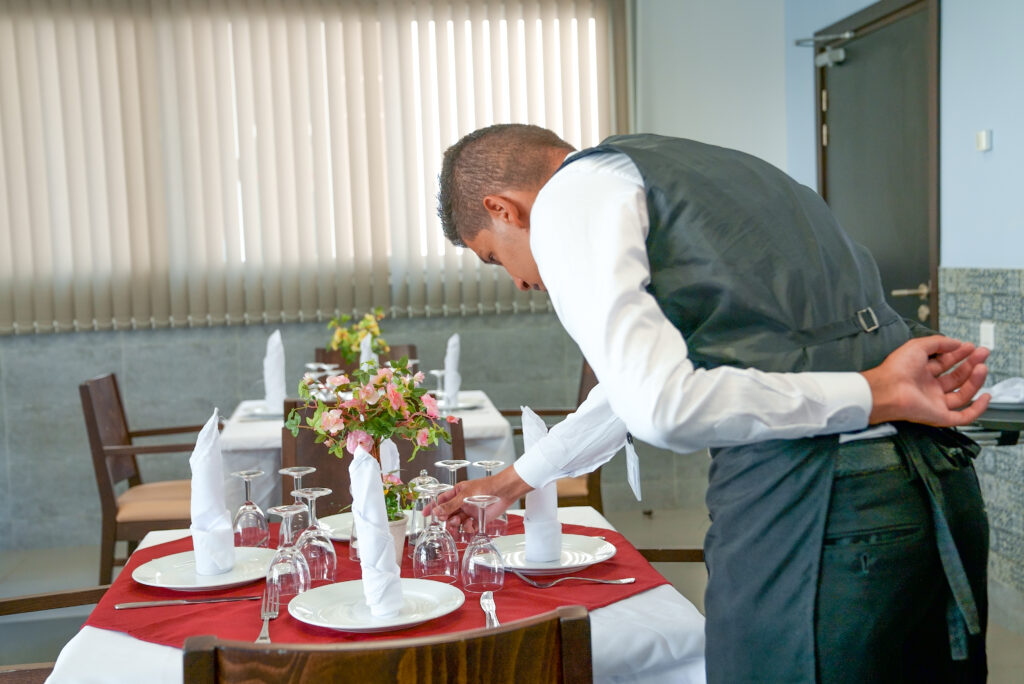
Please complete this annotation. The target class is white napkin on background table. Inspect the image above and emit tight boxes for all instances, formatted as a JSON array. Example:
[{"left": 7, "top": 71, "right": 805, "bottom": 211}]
[
  {"left": 359, "top": 333, "right": 378, "bottom": 367},
  {"left": 443, "top": 333, "right": 461, "bottom": 406},
  {"left": 263, "top": 330, "right": 285, "bottom": 414},
  {"left": 522, "top": 406, "right": 561, "bottom": 562},
  {"left": 976, "top": 377, "right": 1024, "bottom": 406},
  {"left": 379, "top": 438, "right": 400, "bottom": 478},
  {"left": 349, "top": 446, "right": 403, "bottom": 617},
  {"left": 189, "top": 408, "right": 234, "bottom": 575}
]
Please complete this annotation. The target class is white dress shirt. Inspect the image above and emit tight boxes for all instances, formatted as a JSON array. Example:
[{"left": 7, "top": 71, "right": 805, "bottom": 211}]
[{"left": 513, "top": 150, "right": 874, "bottom": 490}]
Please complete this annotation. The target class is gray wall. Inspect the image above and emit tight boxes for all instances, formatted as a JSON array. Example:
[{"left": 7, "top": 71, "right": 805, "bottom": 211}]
[{"left": 0, "top": 311, "right": 709, "bottom": 551}]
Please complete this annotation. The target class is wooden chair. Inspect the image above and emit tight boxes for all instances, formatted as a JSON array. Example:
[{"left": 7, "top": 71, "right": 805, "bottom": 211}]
[
  {"left": 500, "top": 361, "right": 604, "bottom": 512},
  {"left": 0, "top": 585, "right": 109, "bottom": 683},
  {"left": 314, "top": 344, "right": 419, "bottom": 375},
  {"left": 281, "top": 399, "right": 467, "bottom": 514},
  {"left": 183, "top": 605, "right": 592, "bottom": 683},
  {"left": 79, "top": 373, "right": 201, "bottom": 584}
]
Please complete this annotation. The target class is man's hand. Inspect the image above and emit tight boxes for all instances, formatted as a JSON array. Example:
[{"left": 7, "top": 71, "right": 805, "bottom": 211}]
[
  {"left": 431, "top": 466, "right": 532, "bottom": 534},
  {"left": 861, "top": 335, "right": 990, "bottom": 427}
]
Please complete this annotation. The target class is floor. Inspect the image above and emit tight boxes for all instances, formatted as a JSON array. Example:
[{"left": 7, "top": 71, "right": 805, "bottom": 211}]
[{"left": 2, "top": 509, "right": 1023, "bottom": 681}]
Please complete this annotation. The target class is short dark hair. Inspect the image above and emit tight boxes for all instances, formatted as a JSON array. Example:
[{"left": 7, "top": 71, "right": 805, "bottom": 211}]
[{"left": 437, "top": 124, "right": 575, "bottom": 246}]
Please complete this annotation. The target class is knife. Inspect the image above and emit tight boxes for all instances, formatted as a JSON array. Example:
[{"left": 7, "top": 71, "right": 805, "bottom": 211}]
[{"left": 115, "top": 595, "right": 261, "bottom": 610}]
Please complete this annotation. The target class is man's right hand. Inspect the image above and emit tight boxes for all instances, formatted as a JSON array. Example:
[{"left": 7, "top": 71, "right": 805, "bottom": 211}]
[
  {"left": 861, "top": 335, "right": 990, "bottom": 427},
  {"left": 431, "top": 466, "right": 532, "bottom": 535}
]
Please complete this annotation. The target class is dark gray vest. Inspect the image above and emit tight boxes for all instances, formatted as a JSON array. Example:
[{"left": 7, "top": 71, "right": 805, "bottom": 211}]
[{"left": 559, "top": 136, "right": 982, "bottom": 682}]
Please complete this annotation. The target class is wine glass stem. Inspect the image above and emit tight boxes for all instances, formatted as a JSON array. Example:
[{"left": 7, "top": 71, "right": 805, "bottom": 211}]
[
  {"left": 429, "top": 493, "right": 439, "bottom": 525},
  {"left": 243, "top": 478, "right": 252, "bottom": 503},
  {"left": 280, "top": 513, "right": 295, "bottom": 546},
  {"left": 476, "top": 504, "right": 487, "bottom": 532},
  {"left": 293, "top": 476, "right": 302, "bottom": 503},
  {"left": 307, "top": 497, "right": 318, "bottom": 528}
]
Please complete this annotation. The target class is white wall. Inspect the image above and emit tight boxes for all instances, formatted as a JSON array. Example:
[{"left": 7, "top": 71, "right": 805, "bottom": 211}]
[
  {"left": 634, "top": 0, "right": 788, "bottom": 171},
  {"left": 940, "top": 0, "right": 1024, "bottom": 268}
]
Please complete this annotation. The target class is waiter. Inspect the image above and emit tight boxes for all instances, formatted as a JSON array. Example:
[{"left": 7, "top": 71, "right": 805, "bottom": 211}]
[{"left": 433, "top": 124, "right": 990, "bottom": 682}]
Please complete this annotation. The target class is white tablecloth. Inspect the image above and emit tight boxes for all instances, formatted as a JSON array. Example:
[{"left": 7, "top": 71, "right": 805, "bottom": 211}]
[
  {"left": 48, "top": 507, "right": 706, "bottom": 684},
  {"left": 220, "top": 392, "right": 517, "bottom": 513}
]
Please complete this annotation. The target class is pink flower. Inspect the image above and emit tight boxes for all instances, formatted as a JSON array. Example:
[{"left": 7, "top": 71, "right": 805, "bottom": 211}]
[
  {"left": 372, "top": 367, "right": 395, "bottom": 385},
  {"left": 360, "top": 385, "right": 381, "bottom": 404},
  {"left": 413, "top": 371, "right": 425, "bottom": 384},
  {"left": 421, "top": 392, "right": 439, "bottom": 419},
  {"left": 346, "top": 430, "right": 374, "bottom": 455},
  {"left": 320, "top": 409, "right": 344, "bottom": 434},
  {"left": 446, "top": 414, "right": 460, "bottom": 424},
  {"left": 386, "top": 383, "right": 406, "bottom": 411},
  {"left": 416, "top": 428, "right": 430, "bottom": 447},
  {"left": 302, "top": 372, "right": 318, "bottom": 385},
  {"left": 382, "top": 472, "right": 402, "bottom": 486},
  {"left": 326, "top": 374, "right": 349, "bottom": 387}
]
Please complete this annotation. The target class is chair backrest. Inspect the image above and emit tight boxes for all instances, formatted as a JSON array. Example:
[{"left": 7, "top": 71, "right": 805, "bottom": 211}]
[
  {"left": 314, "top": 344, "right": 419, "bottom": 374},
  {"left": 79, "top": 374, "right": 140, "bottom": 516},
  {"left": 183, "top": 605, "right": 592, "bottom": 683},
  {"left": 281, "top": 399, "right": 467, "bottom": 514}
]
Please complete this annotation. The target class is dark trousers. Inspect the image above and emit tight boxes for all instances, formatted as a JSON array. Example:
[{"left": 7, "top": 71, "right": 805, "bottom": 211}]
[{"left": 815, "top": 443, "right": 988, "bottom": 683}]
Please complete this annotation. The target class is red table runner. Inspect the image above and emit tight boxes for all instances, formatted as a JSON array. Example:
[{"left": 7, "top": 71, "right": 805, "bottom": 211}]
[{"left": 86, "top": 518, "right": 669, "bottom": 647}]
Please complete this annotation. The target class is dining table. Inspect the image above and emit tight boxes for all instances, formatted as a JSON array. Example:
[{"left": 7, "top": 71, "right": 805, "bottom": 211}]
[
  {"left": 220, "top": 389, "right": 517, "bottom": 514},
  {"left": 48, "top": 506, "right": 706, "bottom": 683}
]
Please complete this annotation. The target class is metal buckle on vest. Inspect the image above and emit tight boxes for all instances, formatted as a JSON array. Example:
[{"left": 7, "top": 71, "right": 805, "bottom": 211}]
[{"left": 856, "top": 307, "right": 879, "bottom": 333}]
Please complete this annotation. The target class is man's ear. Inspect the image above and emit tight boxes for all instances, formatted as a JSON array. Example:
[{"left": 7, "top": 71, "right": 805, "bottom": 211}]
[{"left": 482, "top": 194, "right": 525, "bottom": 228}]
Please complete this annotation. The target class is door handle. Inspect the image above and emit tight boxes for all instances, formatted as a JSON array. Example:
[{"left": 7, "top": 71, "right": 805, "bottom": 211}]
[{"left": 890, "top": 283, "right": 930, "bottom": 299}]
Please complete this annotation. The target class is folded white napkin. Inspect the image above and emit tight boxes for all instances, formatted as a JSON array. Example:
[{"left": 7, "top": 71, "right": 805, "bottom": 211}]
[
  {"left": 379, "top": 438, "right": 400, "bottom": 478},
  {"left": 359, "top": 332, "right": 378, "bottom": 367},
  {"left": 522, "top": 406, "right": 561, "bottom": 562},
  {"left": 349, "top": 446, "right": 403, "bottom": 617},
  {"left": 263, "top": 330, "right": 285, "bottom": 414},
  {"left": 976, "top": 377, "right": 1024, "bottom": 405},
  {"left": 443, "top": 333, "right": 461, "bottom": 406},
  {"left": 189, "top": 408, "right": 234, "bottom": 575}
]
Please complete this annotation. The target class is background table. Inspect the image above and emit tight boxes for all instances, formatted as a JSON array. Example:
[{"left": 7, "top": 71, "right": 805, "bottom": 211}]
[
  {"left": 48, "top": 507, "right": 706, "bottom": 684},
  {"left": 221, "top": 391, "right": 517, "bottom": 514}
]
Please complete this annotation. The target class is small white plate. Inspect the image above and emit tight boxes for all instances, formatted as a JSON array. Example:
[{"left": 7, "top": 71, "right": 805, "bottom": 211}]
[
  {"left": 492, "top": 534, "right": 616, "bottom": 576},
  {"left": 131, "top": 547, "right": 275, "bottom": 592},
  {"left": 289, "top": 578, "right": 465, "bottom": 633},
  {"left": 321, "top": 511, "right": 411, "bottom": 541}
]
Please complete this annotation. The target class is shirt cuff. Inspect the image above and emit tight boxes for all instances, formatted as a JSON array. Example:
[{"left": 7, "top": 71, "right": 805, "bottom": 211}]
[
  {"left": 512, "top": 436, "right": 569, "bottom": 490},
  {"left": 803, "top": 371, "right": 872, "bottom": 433}
]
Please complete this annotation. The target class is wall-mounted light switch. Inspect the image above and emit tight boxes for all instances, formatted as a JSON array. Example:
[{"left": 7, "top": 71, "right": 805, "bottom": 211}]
[
  {"left": 976, "top": 129, "right": 992, "bottom": 152},
  {"left": 980, "top": 321, "right": 995, "bottom": 350}
]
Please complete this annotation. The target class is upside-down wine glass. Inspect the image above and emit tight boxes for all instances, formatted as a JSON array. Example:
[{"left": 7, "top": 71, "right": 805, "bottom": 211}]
[
  {"left": 435, "top": 459, "right": 471, "bottom": 543},
  {"left": 471, "top": 460, "right": 509, "bottom": 536},
  {"left": 278, "top": 466, "right": 316, "bottom": 545},
  {"left": 411, "top": 482, "right": 459, "bottom": 584},
  {"left": 231, "top": 469, "right": 270, "bottom": 548},
  {"left": 265, "top": 503, "right": 312, "bottom": 601},
  {"left": 461, "top": 494, "right": 505, "bottom": 593},
  {"left": 294, "top": 487, "right": 337, "bottom": 583},
  {"left": 407, "top": 469, "right": 440, "bottom": 556}
]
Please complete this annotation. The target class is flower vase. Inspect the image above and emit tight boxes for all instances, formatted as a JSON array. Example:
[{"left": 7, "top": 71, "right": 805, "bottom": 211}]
[{"left": 388, "top": 516, "right": 408, "bottom": 564}]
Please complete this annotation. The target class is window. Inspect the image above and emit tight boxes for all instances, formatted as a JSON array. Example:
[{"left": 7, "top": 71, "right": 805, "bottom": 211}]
[{"left": 0, "top": 0, "right": 626, "bottom": 333}]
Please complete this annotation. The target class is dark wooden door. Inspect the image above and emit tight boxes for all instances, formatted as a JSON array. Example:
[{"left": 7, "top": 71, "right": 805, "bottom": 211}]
[{"left": 816, "top": 0, "right": 939, "bottom": 327}]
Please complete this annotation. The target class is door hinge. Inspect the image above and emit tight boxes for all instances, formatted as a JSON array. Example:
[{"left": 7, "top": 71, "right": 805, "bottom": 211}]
[
  {"left": 821, "top": 89, "right": 828, "bottom": 112},
  {"left": 822, "top": 123, "right": 829, "bottom": 147}
]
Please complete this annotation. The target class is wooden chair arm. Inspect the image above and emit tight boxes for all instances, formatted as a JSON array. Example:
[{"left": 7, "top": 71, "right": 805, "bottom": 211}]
[
  {"left": 129, "top": 424, "right": 206, "bottom": 438},
  {"left": 637, "top": 547, "right": 705, "bottom": 563},
  {"left": 0, "top": 585, "right": 109, "bottom": 617},
  {"left": 103, "top": 443, "right": 197, "bottom": 457}
]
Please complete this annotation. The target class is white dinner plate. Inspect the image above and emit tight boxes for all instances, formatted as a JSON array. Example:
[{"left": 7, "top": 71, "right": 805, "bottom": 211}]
[
  {"left": 131, "top": 547, "right": 275, "bottom": 591},
  {"left": 288, "top": 578, "right": 465, "bottom": 633},
  {"left": 986, "top": 402, "right": 1024, "bottom": 411},
  {"left": 321, "top": 511, "right": 411, "bottom": 541},
  {"left": 492, "top": 534, "right": 616, "bottom": 576}
]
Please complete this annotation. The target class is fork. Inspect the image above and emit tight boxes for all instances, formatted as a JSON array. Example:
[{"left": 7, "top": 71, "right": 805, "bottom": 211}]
[
  {"left": 510, "top": 568, "right": 636, "bottom": 588},
  {"left": 255, "top": 586, "right": 280, "bottom": 644}
]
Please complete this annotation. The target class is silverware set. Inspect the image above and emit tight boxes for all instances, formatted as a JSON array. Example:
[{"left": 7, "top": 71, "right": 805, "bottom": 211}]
[
  {"left": 255, "top": 586, "right": 280, "bottom": 644},
  {"left": 509, "top": 568, "right": 635, "bottom": 589},
  {"left": 480, "top": 591, "right": 500, "bottom": 628}
]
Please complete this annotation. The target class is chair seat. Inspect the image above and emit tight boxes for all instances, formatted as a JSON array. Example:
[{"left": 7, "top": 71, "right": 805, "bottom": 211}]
[
  {"left": 555, "top": 475, "right": 589, "bottom": 498},
  {"left": 116, "top": 480, "right": 191, "bottom": 522}
]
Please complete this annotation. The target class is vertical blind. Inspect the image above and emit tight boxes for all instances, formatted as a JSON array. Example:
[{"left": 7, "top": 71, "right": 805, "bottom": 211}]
[{"left": 0, "top": 0, "right": 625, "bottom": 334}]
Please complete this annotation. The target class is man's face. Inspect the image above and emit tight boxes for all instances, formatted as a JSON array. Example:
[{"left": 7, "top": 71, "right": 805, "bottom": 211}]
[{"left": 463, "top": 217, "right": 546, "bottom": 292}]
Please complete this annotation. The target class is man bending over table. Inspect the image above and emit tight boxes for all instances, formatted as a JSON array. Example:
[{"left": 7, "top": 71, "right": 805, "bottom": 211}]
[{"left": 433, "top": 124, "right": 990, "bottom": 683}]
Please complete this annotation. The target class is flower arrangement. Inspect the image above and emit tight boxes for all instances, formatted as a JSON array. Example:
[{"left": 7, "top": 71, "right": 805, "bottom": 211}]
[
  {"left": 326, "top": 307, "right": 389, "bottom": 364},
  {"left": 285, "top": 358, "right": 457, "bottom": 521}
]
